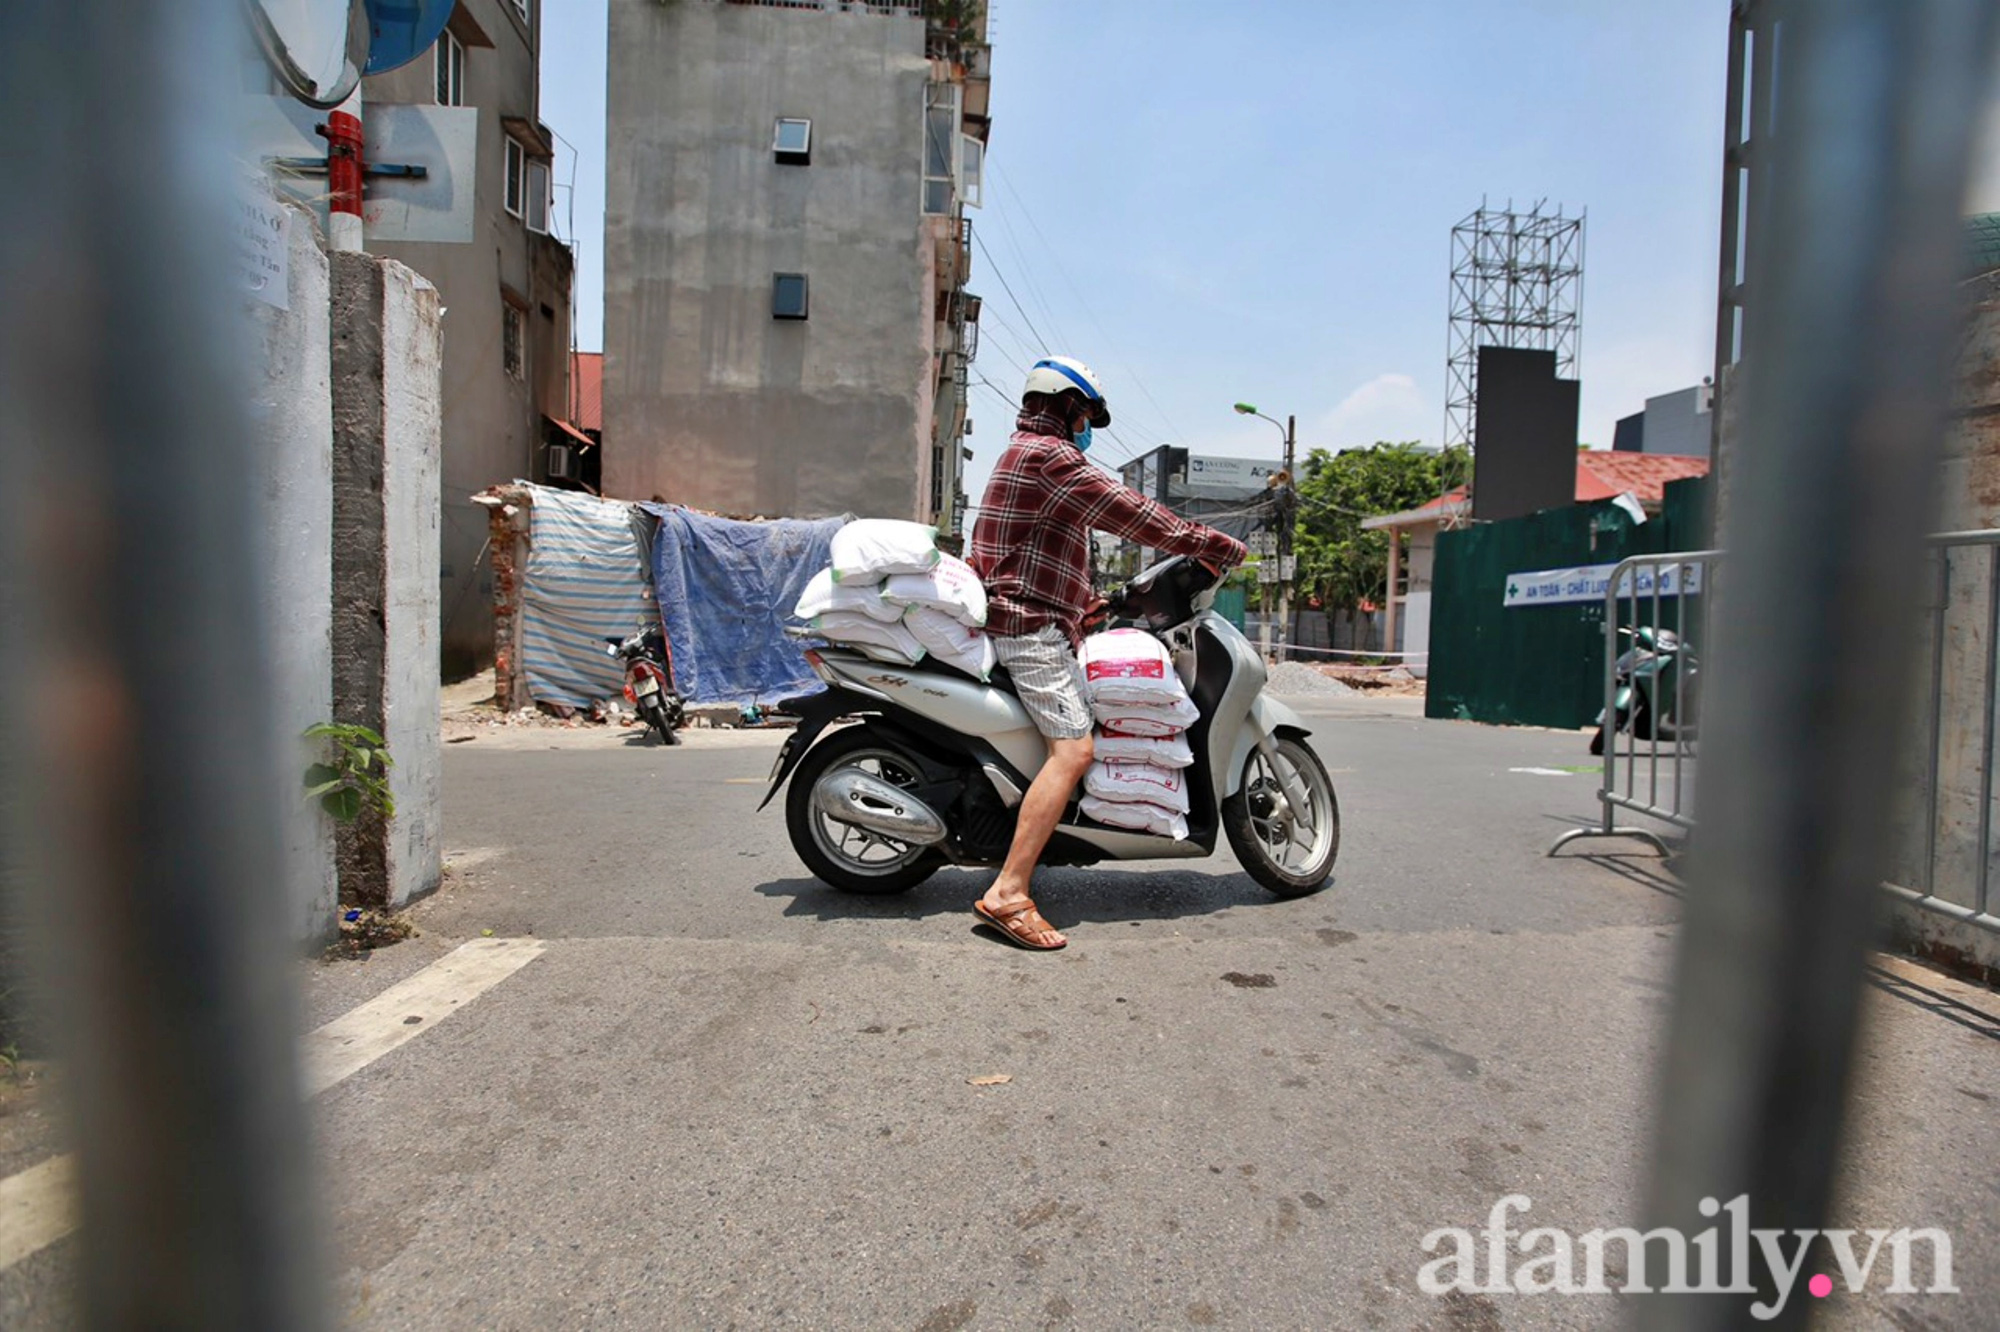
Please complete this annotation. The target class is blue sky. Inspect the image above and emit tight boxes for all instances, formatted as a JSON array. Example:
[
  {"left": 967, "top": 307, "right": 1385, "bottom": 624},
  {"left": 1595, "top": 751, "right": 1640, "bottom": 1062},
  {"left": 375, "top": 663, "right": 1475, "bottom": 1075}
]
[{"left": 543, "top": 0, "right": 1737, "bottom": 485}]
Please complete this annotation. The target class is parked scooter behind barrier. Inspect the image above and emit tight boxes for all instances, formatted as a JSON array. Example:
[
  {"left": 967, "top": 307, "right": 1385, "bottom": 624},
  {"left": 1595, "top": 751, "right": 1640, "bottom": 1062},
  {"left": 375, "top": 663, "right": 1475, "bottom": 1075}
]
[{"left": 1589, "top": 624, "right": 1699, "bottom": 755}]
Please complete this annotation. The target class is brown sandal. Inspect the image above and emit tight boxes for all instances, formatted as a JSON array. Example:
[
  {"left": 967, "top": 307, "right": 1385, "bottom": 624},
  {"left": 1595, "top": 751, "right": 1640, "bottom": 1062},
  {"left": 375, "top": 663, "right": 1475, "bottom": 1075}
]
[{"left": 973, "top": 898, "right": 1068, "bottom": 951}]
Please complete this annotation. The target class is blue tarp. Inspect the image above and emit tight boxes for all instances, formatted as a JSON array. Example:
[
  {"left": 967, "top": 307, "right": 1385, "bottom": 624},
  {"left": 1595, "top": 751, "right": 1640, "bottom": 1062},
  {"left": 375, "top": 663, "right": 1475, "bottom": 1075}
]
[{"left": 641, "top": 505, "right": 845, "bottom": 705}]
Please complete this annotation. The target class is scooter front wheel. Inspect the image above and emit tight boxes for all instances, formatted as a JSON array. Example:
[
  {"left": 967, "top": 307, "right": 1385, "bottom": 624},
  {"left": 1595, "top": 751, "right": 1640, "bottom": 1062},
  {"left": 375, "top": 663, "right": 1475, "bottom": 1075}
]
[{"left": 1222, "top": 736, "right": 1339, "bottom": 897}]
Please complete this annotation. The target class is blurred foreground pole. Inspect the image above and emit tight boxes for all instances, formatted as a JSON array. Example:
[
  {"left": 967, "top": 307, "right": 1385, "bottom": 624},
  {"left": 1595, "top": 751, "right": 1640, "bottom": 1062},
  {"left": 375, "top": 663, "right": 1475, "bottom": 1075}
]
[
  {"left": 0, "top": 1, "right": 324, "bottom": 1328},
  {"left": 1641, "top": 2, "right": 1997, "bottom": 1328}
]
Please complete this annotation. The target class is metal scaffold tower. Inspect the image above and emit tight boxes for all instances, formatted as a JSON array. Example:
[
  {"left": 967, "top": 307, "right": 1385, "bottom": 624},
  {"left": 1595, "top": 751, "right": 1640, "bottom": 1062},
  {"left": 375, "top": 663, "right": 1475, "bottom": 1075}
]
[{"left": 1444, "top": 200, "right": 1586, "bottom": 452}]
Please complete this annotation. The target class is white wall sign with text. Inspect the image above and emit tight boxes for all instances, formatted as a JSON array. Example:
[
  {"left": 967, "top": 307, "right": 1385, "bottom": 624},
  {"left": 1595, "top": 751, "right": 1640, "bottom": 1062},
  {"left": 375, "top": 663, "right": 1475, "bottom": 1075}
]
[{"left": 1503, "top": 561, "right": 1705, "bottom": 608}]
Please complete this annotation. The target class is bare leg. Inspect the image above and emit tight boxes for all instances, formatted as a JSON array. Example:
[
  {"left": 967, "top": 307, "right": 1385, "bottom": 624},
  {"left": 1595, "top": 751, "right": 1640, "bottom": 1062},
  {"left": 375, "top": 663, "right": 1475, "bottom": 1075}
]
[{"left": 979, "top": 735, "right": 1093, "bottom": 947}]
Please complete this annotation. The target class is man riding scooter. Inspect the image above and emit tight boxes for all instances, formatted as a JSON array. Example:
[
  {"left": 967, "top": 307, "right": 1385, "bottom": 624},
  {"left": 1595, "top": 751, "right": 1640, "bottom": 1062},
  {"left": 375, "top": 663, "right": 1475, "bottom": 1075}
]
[{"left": 967, "top": 356, "right": 1247, "bottom": 950}]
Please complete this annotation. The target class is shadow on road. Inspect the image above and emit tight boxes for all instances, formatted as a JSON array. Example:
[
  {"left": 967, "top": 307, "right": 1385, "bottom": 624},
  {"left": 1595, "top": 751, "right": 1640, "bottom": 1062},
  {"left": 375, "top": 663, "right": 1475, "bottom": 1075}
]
[
  {"left": 1866, "top": 965, "right": 2000, "bottom": 1043},
  {"left": 755, "top": 863, "right": 1295, "bottom": 931}
]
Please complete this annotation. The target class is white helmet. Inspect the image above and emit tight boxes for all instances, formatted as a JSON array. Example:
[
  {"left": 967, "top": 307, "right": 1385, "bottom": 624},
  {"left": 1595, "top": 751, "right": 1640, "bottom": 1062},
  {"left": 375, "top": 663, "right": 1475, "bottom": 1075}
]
[{"left": 1022, "top": 355, "right": 1111, "bottom": 429}]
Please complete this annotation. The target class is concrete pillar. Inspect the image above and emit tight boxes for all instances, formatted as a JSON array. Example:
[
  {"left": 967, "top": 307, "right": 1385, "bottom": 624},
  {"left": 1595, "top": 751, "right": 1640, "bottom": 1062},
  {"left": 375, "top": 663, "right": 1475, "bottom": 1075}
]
[
  {"left": 247, "top": 205, "right": 338, "bottom": 939},
  {"left": 1383, "top": 527, "right": 1401, "bottom": 656},
  {"left": 330, "top": 252, "right": 443, "bottom": 908},
  {"left": 1883, "top": 272, "right": 2000, "bottom": 978}
]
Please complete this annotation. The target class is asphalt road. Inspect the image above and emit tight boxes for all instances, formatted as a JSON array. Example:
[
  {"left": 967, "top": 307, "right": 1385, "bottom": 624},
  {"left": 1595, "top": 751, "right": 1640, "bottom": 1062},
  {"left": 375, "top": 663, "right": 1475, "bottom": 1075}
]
[{"left": 4, "top": 695, "right": 1996, "bottom": 1329}]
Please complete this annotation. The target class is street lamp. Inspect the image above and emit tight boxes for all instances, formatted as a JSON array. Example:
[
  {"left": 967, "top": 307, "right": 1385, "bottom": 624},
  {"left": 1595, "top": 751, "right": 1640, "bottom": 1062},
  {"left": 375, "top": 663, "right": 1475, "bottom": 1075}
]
[{"left": 1232, "top": 403, "right": 1296, "bottom": 662}]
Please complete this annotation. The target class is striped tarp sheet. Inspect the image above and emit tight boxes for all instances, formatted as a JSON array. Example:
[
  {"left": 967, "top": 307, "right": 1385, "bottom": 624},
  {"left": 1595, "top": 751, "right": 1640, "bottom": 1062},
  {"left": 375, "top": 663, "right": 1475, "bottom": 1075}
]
[{"left": 520, "top": 486, "right": 656, "bottom": 709}]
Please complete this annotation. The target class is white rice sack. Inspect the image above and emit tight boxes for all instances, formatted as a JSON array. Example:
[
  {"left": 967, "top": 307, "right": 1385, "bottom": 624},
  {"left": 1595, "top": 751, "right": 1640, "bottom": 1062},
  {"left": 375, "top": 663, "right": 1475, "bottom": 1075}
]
[
  {"left": 1091, "top": 730, "right": 1195, "bottom": 769},
  {"left": 1083, "top": 760, "right": 1191, "bottom": 813},
  {"left": 1079, "top": 628, "right": 1186, "bottom": 706},
  {"left": 881, "top": 553, "right": 988, "bottom": 627},
  {"left": 794, "top": 568, "right": 903, "bottom": 623},
  {"left": 829, "top": 519, "right": 940, "bottom": 584},
  {"left": 1092, "top": 694, "right": 1200, "bottom": 736},
  {"left": 903, "top": 606, "right": 996, "bottom": 680},
  {"left": 1081, "top": 794, "right": 1189, "bottom": 841},
  {"left": 809, "top": 610, "right": 926, "bottom": 664}
]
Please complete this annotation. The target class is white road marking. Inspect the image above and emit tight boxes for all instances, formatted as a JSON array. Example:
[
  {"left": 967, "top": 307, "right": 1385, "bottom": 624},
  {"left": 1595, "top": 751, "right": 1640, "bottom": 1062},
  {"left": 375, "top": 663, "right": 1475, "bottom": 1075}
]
[
  {"left": 300, "top": 937, "right": 544, "bottom": 1095},
  {"left": 0, "top": 1156, "right": 76, "bottom": 1272},
  {"left": 0, "top": 937, "right": 545, "bottom": 1273},
  {"left": 1510, "top": 767, "right": 1575, "bottom": 776}
]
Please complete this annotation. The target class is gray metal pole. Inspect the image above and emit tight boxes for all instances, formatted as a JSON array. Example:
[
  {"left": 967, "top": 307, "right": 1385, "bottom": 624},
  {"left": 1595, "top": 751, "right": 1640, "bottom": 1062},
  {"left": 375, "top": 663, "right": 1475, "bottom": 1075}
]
[
  {"left": 1277, "top": 414, "right": 1296, "bottom": 660},
  {"left": 0, "top": 2, "right": 325, "bottom": 1327},
  {"left": 1639, "top": 2, "right": 1997, "bottom": 1327}
]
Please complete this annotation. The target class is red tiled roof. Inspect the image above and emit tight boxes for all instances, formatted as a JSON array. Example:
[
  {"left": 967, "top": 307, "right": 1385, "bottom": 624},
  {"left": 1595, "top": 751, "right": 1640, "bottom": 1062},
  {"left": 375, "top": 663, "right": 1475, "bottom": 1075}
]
[
  {"left": 571, "top": 351, "right": 603, "bottom": 433},
  {"left": 1364, "top": 453, "right": 1709, "bottom": 531},
  {"left": 1573, "top": 451, "right": 1709, "bottom": 502}
]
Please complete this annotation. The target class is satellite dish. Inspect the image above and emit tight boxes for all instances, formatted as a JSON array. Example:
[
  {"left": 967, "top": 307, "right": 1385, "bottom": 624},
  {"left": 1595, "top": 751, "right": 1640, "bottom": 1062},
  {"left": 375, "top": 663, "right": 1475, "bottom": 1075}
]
[
  {"left": 245, "top": 0, "right": 370, "bottom": 109},
  {"left": 363, "top": 0, "right": 458, "bottom": 76}
]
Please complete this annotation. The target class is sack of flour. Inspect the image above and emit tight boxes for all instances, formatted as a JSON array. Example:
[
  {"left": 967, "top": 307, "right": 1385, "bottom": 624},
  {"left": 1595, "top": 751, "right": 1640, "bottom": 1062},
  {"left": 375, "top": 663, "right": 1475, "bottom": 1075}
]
[
  {"left": 881, "top": 553, "right": 988, "bottom": 627},
  {"left": 1078, "top": 629, "right": 1185, "bottom": 706},
  {"left": 829, "top": 519, "right": 941, "bottom": 585},
  {"left": 1080, "top": 794, "right": 1189, "bottom": 841},
  {"left": 903, "top": 605, "right": 995, "bottom": 681},
  {"left": 1091, "top": 730, "right": 1195, "bottom": 769},
  {"left": 808, "top": 610, "right": 926, "bottom": 665},
  {"left": 1083, "top": 760, "right": 1191, "bottom": 813},
  {"left": 1093, "top": 693, "right": 1200, "bottom": 736},
  {"left": 794, "top": 568, "right": 903, "bottom": 623}
]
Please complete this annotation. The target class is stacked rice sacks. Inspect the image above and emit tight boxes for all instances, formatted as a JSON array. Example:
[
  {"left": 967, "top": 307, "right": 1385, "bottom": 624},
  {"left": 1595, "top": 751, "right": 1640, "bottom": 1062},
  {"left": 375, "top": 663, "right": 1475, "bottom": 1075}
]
[
  {"left": 1077, "top": 628, "right": 1198, "bottom": 840},
  {"left": 793, "top": 519, "right": 995, "bottom": 680}
]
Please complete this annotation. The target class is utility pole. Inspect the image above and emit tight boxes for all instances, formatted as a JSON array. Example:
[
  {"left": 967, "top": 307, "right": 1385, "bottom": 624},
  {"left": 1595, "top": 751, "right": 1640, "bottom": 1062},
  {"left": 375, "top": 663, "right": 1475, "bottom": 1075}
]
[
  {"left": 1232, "top": 401, "right": 1296, "bottom": 662},
  {"left": 1276, "top": 414, "right": 1296, "bottom": 662}
]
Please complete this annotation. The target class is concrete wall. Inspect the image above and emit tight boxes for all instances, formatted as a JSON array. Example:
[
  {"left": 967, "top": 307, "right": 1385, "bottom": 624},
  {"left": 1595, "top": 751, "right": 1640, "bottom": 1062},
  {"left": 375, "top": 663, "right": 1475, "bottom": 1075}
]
[
  {"left": 247, "top": 206, "right": 339, "bottom": 940},
  {"left": 1640, "top": 384, "right": 1714, "bottom": 459},
  {"left": 331, "top": 254, "right": 444, "bottom": 910},
  {"left": 1884, "top": 272, "right": 2000, "bottom": 974},
  {"left": 604, "top": 0, "right": 934, "bottom": 520},
  {"left": 365, "top": 0, "right": 572, "bottom": 677}
]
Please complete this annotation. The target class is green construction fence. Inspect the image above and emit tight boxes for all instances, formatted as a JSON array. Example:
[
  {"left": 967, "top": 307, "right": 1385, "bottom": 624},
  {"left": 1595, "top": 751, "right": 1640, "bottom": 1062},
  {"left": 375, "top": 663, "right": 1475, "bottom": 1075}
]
[{"left": 1425, "top": 477, "right": 1713, "bottom": 729}]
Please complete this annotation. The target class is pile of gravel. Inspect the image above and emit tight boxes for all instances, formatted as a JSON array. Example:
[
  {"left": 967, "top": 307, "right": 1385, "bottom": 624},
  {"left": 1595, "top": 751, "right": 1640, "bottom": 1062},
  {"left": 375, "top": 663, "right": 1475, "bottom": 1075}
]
[{"left": 1264, "top": 661, "right": 1359, "bottom": 697}]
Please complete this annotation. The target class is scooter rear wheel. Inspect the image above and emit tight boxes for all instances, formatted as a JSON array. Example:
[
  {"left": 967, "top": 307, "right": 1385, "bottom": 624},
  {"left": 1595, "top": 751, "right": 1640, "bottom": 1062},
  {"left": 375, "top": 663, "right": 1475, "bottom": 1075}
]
[
  {"left": 785, "top": 727, "right": 942, "bottom": 894},
  {"left": 1222, "top": 736, "right": 1340, "bottom": 897}
]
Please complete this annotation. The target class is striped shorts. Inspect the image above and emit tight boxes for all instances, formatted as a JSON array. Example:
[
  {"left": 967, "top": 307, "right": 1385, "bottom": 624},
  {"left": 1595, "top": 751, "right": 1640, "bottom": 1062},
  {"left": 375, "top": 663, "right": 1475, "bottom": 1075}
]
[{"left": 992, "top": 626, "right": 1093, "bottom": 741}]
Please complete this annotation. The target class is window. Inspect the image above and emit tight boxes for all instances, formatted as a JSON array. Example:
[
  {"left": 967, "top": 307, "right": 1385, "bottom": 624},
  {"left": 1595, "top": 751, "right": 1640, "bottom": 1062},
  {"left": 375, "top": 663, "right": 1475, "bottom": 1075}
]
[
  {"left": 960, "top": 134, "right": 984, "bottom": 209},
  {"left": 773, "top": 117, "right": 812, "bottom": 165},
  {"left": 433, "top": 30, "right": 464, "bottom": 107},
  {"left": 526, "top": 159, "right": 549, "bottom": 234},
  {"left": 504, "top": 138, "right": 525, "bottom": 218},
  {"left": 921, "top": 83, "right": 961, "bottom": 215},
  {"left": 502, "top": 305, "right": 523, "bottom": 379},
  {"left": 772, "top": 273, "right": 809, "bottom": 321}
]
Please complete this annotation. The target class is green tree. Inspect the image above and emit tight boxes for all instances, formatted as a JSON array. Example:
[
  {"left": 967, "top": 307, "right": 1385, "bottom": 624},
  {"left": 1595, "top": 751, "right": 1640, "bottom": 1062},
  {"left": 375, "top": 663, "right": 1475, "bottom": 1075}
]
[{"left": 1291, "top": 443, "right": 1461, "bottom": 614}]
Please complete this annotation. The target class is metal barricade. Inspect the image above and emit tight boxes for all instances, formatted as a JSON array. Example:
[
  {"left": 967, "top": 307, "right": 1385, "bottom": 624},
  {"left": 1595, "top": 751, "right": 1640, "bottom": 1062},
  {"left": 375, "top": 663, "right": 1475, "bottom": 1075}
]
[
  {"left": 1883, "top": 529, "right": 2000, "bottom": 933},
  {"left": 1550, "top": 549, "right": 1721, "bottom": 857}
]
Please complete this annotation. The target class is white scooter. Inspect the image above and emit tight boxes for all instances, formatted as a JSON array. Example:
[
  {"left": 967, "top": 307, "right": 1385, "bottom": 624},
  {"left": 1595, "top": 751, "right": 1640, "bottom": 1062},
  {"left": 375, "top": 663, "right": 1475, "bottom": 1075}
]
[{"left": 760, "top": 556, "right": 1340, "bottom": 897}]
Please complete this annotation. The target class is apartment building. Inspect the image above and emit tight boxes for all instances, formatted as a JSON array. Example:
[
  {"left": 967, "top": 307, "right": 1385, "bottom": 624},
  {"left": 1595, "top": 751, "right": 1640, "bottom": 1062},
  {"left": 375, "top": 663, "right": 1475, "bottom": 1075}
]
[
  {"left": 604, "top": 0, "right": 989, "bottom": 537},
  {"left": 362, "top": 0, "right": 577, "bottom": 675}
]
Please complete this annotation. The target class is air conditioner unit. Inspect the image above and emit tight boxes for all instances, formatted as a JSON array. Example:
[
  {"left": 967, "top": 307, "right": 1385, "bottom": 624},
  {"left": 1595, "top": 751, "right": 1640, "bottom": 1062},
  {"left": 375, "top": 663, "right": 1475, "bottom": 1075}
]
[{"left": 546, "top": 443, "right": 575, "bottom": 480}]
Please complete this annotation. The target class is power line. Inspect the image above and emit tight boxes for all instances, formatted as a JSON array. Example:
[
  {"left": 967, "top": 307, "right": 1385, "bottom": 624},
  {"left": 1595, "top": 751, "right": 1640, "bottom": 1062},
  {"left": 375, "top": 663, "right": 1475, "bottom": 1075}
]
[
  {"left": 971, "top": 229, "right": 1052, "bottom": 351},
  {"left": 990, "top": 161, "right": 1190, "bottom": 449}
]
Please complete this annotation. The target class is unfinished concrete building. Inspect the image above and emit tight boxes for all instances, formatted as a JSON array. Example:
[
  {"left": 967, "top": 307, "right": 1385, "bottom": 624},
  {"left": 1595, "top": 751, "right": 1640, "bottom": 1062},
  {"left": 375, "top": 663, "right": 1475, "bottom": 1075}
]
[
  {"left": 604, "top": 0, "right": 989, "bottom": 536},
  {"left": 362, "top": 0, "right": 576, "bottom": 677}
]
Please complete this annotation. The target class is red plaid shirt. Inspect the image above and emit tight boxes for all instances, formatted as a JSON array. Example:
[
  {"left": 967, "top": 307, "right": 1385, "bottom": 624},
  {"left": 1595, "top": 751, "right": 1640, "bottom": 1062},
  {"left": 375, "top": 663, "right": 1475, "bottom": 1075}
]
[{"left": 970, "top": 429, "right": 1248, "bottom": 645}]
